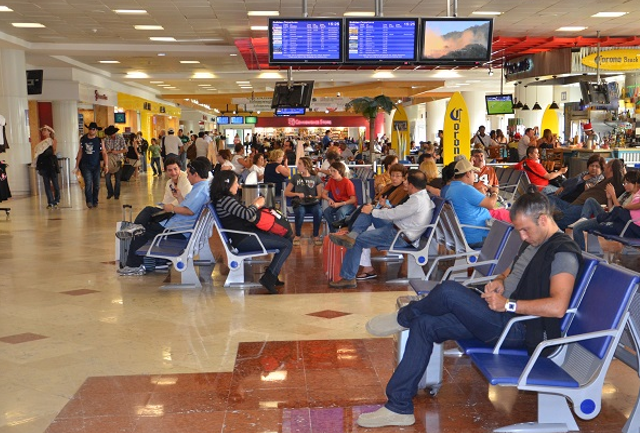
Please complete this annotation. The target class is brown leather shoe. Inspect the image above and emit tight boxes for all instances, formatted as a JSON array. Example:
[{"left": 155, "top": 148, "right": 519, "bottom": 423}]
[
  {"left": 329, "top": 233, "right": 356, "bottom": 249},
  {"left": 329, "top": 278, "right": 357, "bottom": 289}
]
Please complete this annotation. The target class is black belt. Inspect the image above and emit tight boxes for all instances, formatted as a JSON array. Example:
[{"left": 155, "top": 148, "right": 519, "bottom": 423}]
[{"left": 393, "top": 224, "right": 414, "bottom": 245}]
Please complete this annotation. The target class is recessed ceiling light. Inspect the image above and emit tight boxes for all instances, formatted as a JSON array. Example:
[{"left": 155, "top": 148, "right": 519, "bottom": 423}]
[
  {"left": 472, "top": 11, "right": 502, "bottom": 16},
  {"left": 247, "top": 11, "right": 279, "bottom": 16},
  {"left": 134, "top": 25, "right": 164, "bottom": 30},
  {"left": 372, "top": 71, "right": 394, "bottom": 79},
  {"left": 157, "top": 53, "right": 166, "bottom": 57},
  {"left": 150, "top": 81, "right": 163, "bottom": 83},
  {"left": 229, "top": 53, "right": 238, "bottom": 57},
  {"left": 344, "top": 11, "right": 376, "bottom": 17},
  {"left": 150, "top": 37, "right": 176, "bottom": 42},
  {"left": 180, "top": 60, "right": 200, "bottom": 64},
  {"left": 126, "top": 71, "right": 149, "bottom": 78},
  {"left": 164, "top": 87, "right": 177, "bottom": 89},
  {"left": 193, "top": 72, "right": 215, "bottom": 79},
  {"left": 198, "top": 84, "right": 212, "bottom": 87},
  {"left": 158, "top": 84, "right": 171, "bottom": 87},
  {"left": 592, "top": 12, "right": 627, "bottom": 18},
  {"left": 99, "top": 60, "right": 120, "bottom": 64},
  {"left": 556, "top": 26, "right": 587, "bottom": 31},
  {"left": 12, "top": 23, "right": 45, "bottom": 28},
  {"left": 114, "top": 9, "right": 147, "bottom": 14},
  {"left": 250, "top": 26, "right": 268, "bottom": 31},
  {"left": 258, "top": 72, "right": 283, "bottom": 79},
  {"left": 236, "top": 81, "right": 251, "bottom": 84},
  {"left": 0, "top": 6, "right": 13, "bottom": 12},
  {"left": 240, "top": 86, "right": 253, "bottom": 89}
]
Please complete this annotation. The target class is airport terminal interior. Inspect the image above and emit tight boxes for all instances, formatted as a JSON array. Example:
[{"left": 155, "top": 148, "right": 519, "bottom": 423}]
[{"left": 3, "top": 1, "right": 640, "bottom": 432}]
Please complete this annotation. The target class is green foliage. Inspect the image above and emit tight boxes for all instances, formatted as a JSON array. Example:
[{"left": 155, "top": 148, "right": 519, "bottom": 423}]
[{"left": 345, "top": 95, "right": 396, "bottom": 120}]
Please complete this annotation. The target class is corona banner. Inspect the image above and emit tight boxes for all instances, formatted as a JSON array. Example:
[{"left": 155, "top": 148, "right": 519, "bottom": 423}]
[
  {"left": 443, "top": 92, "right": 470, "bottom": 165},
  {"left": 581, "top": 49, "right": 640, "bottom": 72}
]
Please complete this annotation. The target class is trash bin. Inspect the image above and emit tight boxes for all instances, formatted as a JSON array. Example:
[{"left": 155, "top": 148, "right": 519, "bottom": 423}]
[
  {"left": 242, "top": 183, "right": 276, "bottom": 208},
  {"left": 27, "top": 163, "right": 42, "bottom": 196}
]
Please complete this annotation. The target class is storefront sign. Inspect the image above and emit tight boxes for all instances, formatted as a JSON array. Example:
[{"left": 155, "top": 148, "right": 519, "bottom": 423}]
[
  {"left": 94, "top": 90, "right": 108, "bottom": 101},
  {"left": 256, "top": 116, "right": 368, "bottom": 128},
  {"left": 581, "top": 49, "right": 640, "bottom": 71},
  {"left": 233, "top": 96, "right": 352, "bottom": 113},
  {"left": 443, "top": 92, "right": 470, "bottom": 165},
  {"left": 80, "top": 85, "right": 117, "bottom": 106}
]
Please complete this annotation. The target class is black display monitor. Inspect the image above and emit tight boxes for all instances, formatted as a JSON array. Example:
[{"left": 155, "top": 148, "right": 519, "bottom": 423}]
[
  {"left": 216, "top": 116, "right": 230, "bottom": 125},
  {"left": 420, "top": 18, "right": 493, "bottom": 64},
  {"left": 345, "top": 18, "right": 418, "bottom": 63},
  {"left": 579, "top": 82, "right": 611, "bottom": 105},
  {"left": 114, "top": 112, "right": 126, "bottom": 124},
  {"left": 271, "top": 81, "right": 314, "bottom": 108},
  {"left": 485, "top": 94, "right": 514, "bottom": 115},
  {"left": 269, "top": 18, "right": 343, "bottom": 65},
  {"left": 275, "top": 107, "right": 306, "bottom": 116},
  {"left": 26, "top": 69, "right": 43, "bottom": 95}
]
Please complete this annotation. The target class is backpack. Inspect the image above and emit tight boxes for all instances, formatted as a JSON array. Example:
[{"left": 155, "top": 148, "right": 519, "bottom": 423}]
[
  {"left": 254, "top": 208, "right": 293, "bottom": 239},
  {"left": 186, "top": 143, "right": 197, "bottom": 160}
]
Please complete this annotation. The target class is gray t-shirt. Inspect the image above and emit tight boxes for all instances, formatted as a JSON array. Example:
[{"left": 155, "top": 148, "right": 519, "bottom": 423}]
[{"left": 503, "top": 234, "right": 579, "bottom": 298}]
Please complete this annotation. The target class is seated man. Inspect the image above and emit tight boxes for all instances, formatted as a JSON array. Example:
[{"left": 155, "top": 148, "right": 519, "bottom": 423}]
[
  {"left": 357, "top": 190, "right": 581, "bottom": 428},
  {"left": 328, "top": 169, "right": 434, "bottom": 289},
  {"left": 471, "top": 148, "right": 498, "bottom": 195},
  {"left": 443, "top": 158, "right": 502, "bottom": 247},
  {"left": 515, "top": 146, "right": 567, "bottom": 195},
  {"left": 127, "top": 156, "right": 192, "bottom": 227},
  {"left": 116, "top": 158, "right": 212, "bottom": 276}
]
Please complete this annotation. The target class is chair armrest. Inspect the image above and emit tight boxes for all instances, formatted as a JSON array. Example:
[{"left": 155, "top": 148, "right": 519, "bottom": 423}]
[
  {"left": 459, "top": 224, "right": 491, "bottom": 232},
  {"left": 217, "top": 228, "right": 270, "bottom": 255},
  {"left": 442, "top": 257, "right": 496, "bottom": 280},
  {"left": 424, "top": 251, "right": 479, "bottom": 280},
  {"left": 492, "top": 315, "right": 541, "bottom": 353},
  {"left": 518, "top": 327, "right": 621, "bottom": 388},
  {"left": 619, "top": 217, "right": 640, "bottom": 237}
]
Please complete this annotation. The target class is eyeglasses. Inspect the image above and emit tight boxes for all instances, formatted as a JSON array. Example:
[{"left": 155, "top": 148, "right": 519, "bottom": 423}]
[{"left": 187, "top": 164, "right": 197, "bottom": 175}]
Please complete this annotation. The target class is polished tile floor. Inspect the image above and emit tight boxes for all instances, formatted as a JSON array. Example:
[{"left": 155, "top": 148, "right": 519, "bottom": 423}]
[{"left": 0, "top": 172, "right": 639, "bottom": 433}]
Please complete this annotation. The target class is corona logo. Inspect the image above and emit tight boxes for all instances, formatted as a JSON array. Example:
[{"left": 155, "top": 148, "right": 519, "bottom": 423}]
[{"left": 450, "top": 108, "right": 462, "bottom": 155}]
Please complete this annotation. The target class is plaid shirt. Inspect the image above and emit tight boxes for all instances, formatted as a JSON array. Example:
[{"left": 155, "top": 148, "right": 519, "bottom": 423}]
[{"left": 104, "top": 134, "right": 126, "bottom": 161}]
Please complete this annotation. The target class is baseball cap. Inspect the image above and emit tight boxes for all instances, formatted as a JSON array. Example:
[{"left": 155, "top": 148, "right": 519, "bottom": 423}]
[{"left": 454, "top": 158, "right": 480, "bottom": 175}]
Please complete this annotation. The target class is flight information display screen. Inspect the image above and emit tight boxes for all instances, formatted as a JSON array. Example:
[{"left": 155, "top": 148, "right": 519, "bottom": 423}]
[
  {"left": 269, "top": 18, "right": 343, "bottom": 64},
  {"left": 346, "top": 18, "right": 418, "bottom": 63}
]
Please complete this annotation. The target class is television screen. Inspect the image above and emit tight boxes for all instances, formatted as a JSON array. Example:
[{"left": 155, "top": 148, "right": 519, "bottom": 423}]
[
  {"left": 269, "top": 18, "right": 343, "bottom": 64},
  {"left": 245, "top": 116, "right": 258, "bottom": 124},
  {"left": 275, "top": 107, "right": 306, "bottom": 116},
  {"left": 114, "top": 112, "right": 126, "bottom": 124},
  {"left": 345, "top": 18, "right": 418, "bottom": 63},
  {"left": 485, "top": 94, "right": 514, "bottom": 115},
  {"left": 271, "top": 81, "right": 314, "bottom": 108},
  {"left": 420, "top": 18, "right": 493, "bottom": 64},
  {"left": 579, "top": 82, "right": 611, "bottom": 105},
  {"left": 230, "top": 116, "right": 245, "bottom": 124},
  {"left": 216, "top": 116, "right": 230, "bottom": 125},
  {"left": 26, "top": 69, "right": 43, "bottom": 95}
]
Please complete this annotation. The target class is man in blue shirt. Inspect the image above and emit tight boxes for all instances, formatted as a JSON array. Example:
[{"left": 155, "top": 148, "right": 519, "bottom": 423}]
[
  {"left": 117, "top": 158, "right": 212, "bottom": 275},
  {"left": 443, "top": 158, "right": 498, "bottom": 246},
  {"left": 322, "top": 129, "right": 332, "bottom": 149}
]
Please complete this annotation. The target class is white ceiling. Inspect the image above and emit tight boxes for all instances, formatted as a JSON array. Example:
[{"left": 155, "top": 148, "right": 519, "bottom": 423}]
[{"left": 0, "top": 0, "right": 638, "bottom": 98}]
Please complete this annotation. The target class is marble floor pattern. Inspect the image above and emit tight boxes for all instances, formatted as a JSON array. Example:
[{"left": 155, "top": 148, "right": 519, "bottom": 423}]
[{"left": 0, "top": 172, "right": 639, "bottom": 433}]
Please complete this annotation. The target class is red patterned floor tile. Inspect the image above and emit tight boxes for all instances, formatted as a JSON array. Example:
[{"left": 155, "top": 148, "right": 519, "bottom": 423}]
[
  {"left": 147, "top": 390, "right": 228, "bottom": 413},
  {"left": 77, "top": 375, "right": 157, "bottom": 396},
  {"left": 301, "top": 339, "right": 373, "bottom": 370},
  {"left": 306, "top": 310, "right": 352, "bottom": 319},
  {"left": 134, "top": 411, "right": 225, "bottom": 433},
  {"left": 60, "top": 289, "right": 100, "bottom": 296},
  {"left": 0, "top": 332, "right": 48, "bottom": 344}
]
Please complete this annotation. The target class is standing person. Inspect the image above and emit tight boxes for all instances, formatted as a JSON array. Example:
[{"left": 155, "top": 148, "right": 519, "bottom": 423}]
[
  {"left": 264, "top": 149, "right": 291, "bottom": 198},
  {"left": 194, "top": 131, "right": 209, "bottom": 158},
  {"left": 136, "top": 131, "right": 149, "bottom": 173},
  {"left": 33, "top": 125, "right": 60, "bottom": 209},
  {"left": 148, "top": 138, "right": 162, "bottom": 177},
  {"left": 583, "top": 123, "right": 601, "bottom": 147},
  {"left": 103, "top": 125, "right": 127, "bottom": 200},
  {"left": 211, "top": 171, "right": 293, "bottom": 294},
  {"left": 285, "top": 157, "right": 324, "bottom": 246},
  {"left": 321, "top": 162, "right": 357, "bottom": 232},
  {"left": 125, "top": 135, "right": 140, "bottom": 180},
  {"left": 322, "top": 129, "right": 332, "bottom": 149},
  {"left": 75, "top": 122, "right": 108, "bottom": 209},
  {"left": 357, "top": 190, "right": 581, "bottom": 428},
  {"left": 163, "top": 128, "right": 182, "bottom": 160},
  {"left": 178, "top": 129, "right": 189, "bottom": 170}
]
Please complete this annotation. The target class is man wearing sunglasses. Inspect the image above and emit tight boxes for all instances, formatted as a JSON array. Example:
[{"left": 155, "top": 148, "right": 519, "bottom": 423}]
[
  {"left": 75, "top": 122, "right": 108, "bottom": 209},
  {"left": 116, "top": 157, "right": 212, "bottom": 276}
]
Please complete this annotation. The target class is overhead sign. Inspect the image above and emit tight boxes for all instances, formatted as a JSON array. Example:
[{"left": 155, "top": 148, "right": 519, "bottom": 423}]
[
  {"left": 581, "top": 49, "right": 640, "bottom": 71},
  {"left": 443, "top": 92, "right": 470, "bottom": 165}
]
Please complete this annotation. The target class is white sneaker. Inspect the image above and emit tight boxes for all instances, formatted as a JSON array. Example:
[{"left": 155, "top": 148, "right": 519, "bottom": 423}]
[
  {"left": 116, "top": 224, "right": 146, "bottom": 239},
  {"left": 357, "top": 406, "right": 415, "bottom": 428},
  {"left": 365, "top": 311, "right": 408, "bottom": 336},
  {"left": 118, "top": 265, "right": 146, "bottom": 276},
  {"left": 567, "top": 217, "right": 588, "bottom": 229}
]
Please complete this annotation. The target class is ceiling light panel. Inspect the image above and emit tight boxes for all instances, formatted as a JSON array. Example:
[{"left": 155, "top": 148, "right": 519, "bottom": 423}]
[
  {"left": 592, "top": 12, "right": 627, "bottom": 18},
  {"left": 134, "top": 25, "right": 164, "bottom": 30},
  {"left": 247, "top": 11, "right": 279, "bottom": 16},
  {"left": 12, "top": 23, "right": 45, "bottom": 28},
  {"left": 114, "top": 9, "right": 147, "bottom": 14}
]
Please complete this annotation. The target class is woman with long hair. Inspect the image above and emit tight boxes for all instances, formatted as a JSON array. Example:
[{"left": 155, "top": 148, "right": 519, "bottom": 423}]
[
  {"left": 284, "top": 156, "right": 324, "bottom": 246},
  {"left": 210, "top": 171, "right": 293, "bottom": 294},
  {"left": 33, "top": 125, "right": 60, "bottom": 209}
]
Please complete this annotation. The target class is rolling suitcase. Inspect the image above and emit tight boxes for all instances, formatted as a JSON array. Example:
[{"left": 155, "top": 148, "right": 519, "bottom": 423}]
[
  {"left": 394, "top": 295, "right": 444, "bottom": 396},
  {"left": 121, "top": 163, "right": 135, "bottom": 182},
  {"left": 115, "top": 204, "right": 134, "bottom": 268},
  {"left": 322, "top": 236, "right": 346, "bottom": 282}
]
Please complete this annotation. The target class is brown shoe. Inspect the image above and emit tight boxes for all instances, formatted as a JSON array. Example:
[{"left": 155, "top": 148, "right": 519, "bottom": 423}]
[
  {"left": 329, "top": 278, "right": 357, "bottom": 289},
  {"left": 329, "top": 233, "right": 356, "bottom": 249}
]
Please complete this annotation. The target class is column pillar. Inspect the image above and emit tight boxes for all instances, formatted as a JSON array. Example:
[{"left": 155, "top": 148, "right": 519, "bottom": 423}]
[
  {"left": 0, "top": 49, "right": 30, "bottom": 195},
  {"left": 52, "top": 100, "right": 79, "bottom": 160},
  {"left": 461, "top": 91, "right": 487, "bottom": 132},
  {"left": 425, "top": 98, "right": 447, "bottom": 142}
]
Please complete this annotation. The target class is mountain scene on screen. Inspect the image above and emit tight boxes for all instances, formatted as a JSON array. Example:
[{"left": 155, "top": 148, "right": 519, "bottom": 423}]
[{"left": 423, "top": 22, "right": 490, "bottom": 59}]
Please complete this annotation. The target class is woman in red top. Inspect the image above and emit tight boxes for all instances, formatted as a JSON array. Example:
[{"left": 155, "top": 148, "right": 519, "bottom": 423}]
[
  {"left": 321, "top": 162, "right": 357, "bottom": 233},
  {"left": 516, "top": 146, "right": 567, "bottom": 194}
]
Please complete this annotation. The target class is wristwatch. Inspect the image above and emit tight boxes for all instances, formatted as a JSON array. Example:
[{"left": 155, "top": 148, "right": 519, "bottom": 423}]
[{"left": 505, "top": 299, "right": 517, "bottom": 313}]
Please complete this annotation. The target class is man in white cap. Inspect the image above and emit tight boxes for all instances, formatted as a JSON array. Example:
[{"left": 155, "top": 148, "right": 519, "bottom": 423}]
[
  {"left": 583, "top": 123, "right": 601, "bottom": 148},
  {"left": 163, "top": 128, "right": 183, "bottom": 161},
  {"left": 442, "top": 157, "right": 499, "bottom": 246}
]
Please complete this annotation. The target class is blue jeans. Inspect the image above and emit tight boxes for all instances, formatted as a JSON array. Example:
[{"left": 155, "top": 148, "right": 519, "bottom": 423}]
[
  {"left": 579, "top": 198, "right": 604, "bottom": 219},
  {"left": 572, "top": 217, "right": 601, "bottom": 250},
  {"left": 548, "top": 195, "right": 582, "bottom": 229},
  {"left": 235, "top": 232, "right": 293, "bottom": 275},
  {"left": 151, "top": 157, "right": 161, "bottom": 175},
  {"left": 340, "top": 225, "right": 408, "bottom": 280},
  {"left": 386, "top": 281, "right": 526, "bottom": 414},
  {"left": 350, "top": 211, "right": 392, "bottom": 235},
  {"left": 323, "top": 203, "right": 356, "bottom": 233},
  {"left": 80, "top": 166, "right": 101, "bottom": 206},
  {"left": 105, "top": 168, "right": 122, "bottom": 198},
  {"left": 293, "top": 203, "right": 323, "bottom": 237},
  {"left": 41, "top": 171, "right": 60, "bottom": 206}
]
